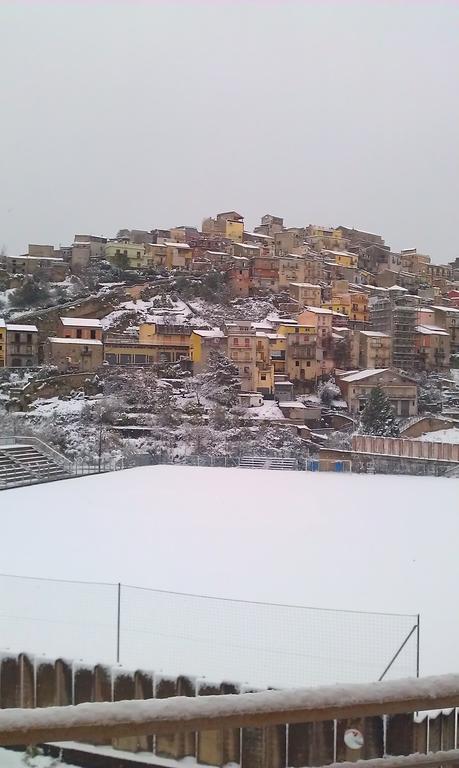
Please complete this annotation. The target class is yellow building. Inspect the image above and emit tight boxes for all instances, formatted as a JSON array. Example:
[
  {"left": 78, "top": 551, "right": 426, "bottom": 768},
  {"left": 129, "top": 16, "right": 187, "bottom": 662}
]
[
  {"left": 265, "top": 331, "right": 287, "bottom": 374},
  {"left": 164, "top": 241, "right": 192, "bottom": 270},
  {"left": 0, "top": 319, "right": 6, "bottom": 367},
  {"left": 322, "top": 291, "right": 369, "bottom": 324},
  {"left": 322, "top": 294, "right": 352, "bottom": 317},
  {"left": 324, "top": 250, "right": 358, "bottom": 268},
  {"left": 145, "top": 243, "right": 167, "bottom": 268},
  {"left": 106, "top": 240, "right": 147, "bottom": 269},
  {"left": 190, "top": 329, "right": 226, "bottom": 373},
  {"left": 104, "top": 340, "right": 156, "bottom": 365},
  {"left": 275, "top": 323, "right": 318, "bottom": 384},
  {"left": 349, "top": 291, "right": 369, "bottom": 323},
  {"left": 202, "top": 211, "right": 244, "bottom": 242},
  {"left": 138, "top": 322, "right": 192, "bottom": 362},
  {"left": 306, "top": 225, "right": 345, "bottom": 251},
  {"left": 254, "top": 333, "right": 275, "bottom": 395}
]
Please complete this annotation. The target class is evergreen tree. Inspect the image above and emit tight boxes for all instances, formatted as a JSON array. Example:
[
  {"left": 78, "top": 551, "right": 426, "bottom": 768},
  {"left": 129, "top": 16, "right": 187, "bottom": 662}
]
[
  {"left": 359, "top": 386, "right": 400, "bottom": 437},
  {"left": 196, "top": 351, "right": 240, "bottom": 407}
]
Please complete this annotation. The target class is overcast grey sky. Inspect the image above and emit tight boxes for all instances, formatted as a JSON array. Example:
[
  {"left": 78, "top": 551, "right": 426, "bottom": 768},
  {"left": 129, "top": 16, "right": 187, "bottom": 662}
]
[{"left": 1, "top": 1, "right": 458, "bottom": 261}]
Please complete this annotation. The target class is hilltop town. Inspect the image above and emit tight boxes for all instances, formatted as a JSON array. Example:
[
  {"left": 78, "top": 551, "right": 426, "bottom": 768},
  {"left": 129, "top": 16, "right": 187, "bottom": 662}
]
[{"left": 1, "top": 212, "right": 458, "bottom": 474}]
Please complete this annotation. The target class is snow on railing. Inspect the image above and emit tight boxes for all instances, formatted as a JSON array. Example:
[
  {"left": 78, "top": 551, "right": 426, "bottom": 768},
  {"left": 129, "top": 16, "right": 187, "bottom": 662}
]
[{"left": 1, "top": 673, "right": 459, "bottom": 749}]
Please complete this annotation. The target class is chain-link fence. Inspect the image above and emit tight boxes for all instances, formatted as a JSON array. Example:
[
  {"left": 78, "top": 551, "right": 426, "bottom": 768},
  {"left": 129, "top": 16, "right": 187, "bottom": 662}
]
[{"left": 0, "top": 573, "right": 419, "bottom": 689}]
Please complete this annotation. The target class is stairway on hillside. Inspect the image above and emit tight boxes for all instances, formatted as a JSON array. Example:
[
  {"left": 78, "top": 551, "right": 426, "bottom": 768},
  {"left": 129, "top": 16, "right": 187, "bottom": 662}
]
[{"left": 0, "top": 444, "right": 70, "bottom": 489}]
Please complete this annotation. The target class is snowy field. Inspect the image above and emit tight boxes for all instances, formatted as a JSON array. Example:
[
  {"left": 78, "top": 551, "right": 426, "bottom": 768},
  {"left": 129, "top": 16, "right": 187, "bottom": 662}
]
[{"left": 0, "top": 467, "right": 457, "bottom": 687}]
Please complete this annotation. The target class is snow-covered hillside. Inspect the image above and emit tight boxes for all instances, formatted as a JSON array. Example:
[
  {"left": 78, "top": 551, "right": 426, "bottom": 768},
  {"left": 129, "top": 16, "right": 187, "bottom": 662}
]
[{"left": 0, "top": 467, "right": 457, "bottom": 688}]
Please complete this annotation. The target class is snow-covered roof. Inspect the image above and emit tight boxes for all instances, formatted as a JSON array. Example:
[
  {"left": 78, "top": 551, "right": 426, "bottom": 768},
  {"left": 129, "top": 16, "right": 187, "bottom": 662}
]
[
  {"left": 416, "top": 325, "right": 449, "bottom": 336},
  {"left": 432, "top": 305, "right": 459, "bottom": 314},
  {"left": 60, "top": 317, "right": 103, "bottom": 329},
  {"left": 205, "top": 250, "right": 227, "bottom": 256},
  {"left": 236, "top": 242, "right": 260, "bottom": 250},
  {"left": 7, "top": 255, "right": 63, "bottom": 263},
  {"left": 164, "top": 241, "right": 190, "bottom": 250},
  {"left": 192, "top": 329, "right": 225, "bottom": 339},
  {"left": 387, "top": 285, "right": 408, "bottom": 291},
  {"left": 304, "top": 306, "right": 333, "bottom": 315},
  {"left": 0, "top": 319, "right": 5, "bottom": 328},
  {"left": 48, "top": 337, "right": 103, "bottom": 346},
  {"left": 360, "top": 331, "right": 391, "bottom": 338},
  {"left": 244, "top": 231, "right": 274, "bottom": 240},
  {"left": 322, "top": 249, "right": 357, "bottom": 258},
  {"left": 415, "top": 428, "right": 459, "bottom": 444},
  {"left": 290, "top": 282, "right": 321, "bottom": 288},
  {"left": 340, "top": 368, "right": 388, "bottom": 383},
  {"left": 279, "top": 401, "right": 307, "bottom": 409},
  {"left": 6, "top": 324, "right": 38, "bottom": 332}
]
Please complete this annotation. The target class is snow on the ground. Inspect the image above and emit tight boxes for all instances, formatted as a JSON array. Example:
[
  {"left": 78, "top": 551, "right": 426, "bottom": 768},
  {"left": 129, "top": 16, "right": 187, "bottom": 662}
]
[
  {"left": 0, "top": 748, "right": 75, "bottom": 767},
  {"left": 248, "top": 400, "right": 285, "bottom": 420},
  {"left": 101, "top": 297, "right": 194, "bottom": 330},
  {"left": 414, "top": 428, "right": 459, "bottom": 444},
  {"left": 0, "top": 467, "right": 457, "bottom": 688},
  {"left": 29, "top": 397, "right": 87, "bottom": 417}
]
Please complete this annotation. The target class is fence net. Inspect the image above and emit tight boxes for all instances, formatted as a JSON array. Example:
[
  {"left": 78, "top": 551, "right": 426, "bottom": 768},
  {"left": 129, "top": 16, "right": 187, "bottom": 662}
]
[{"left": 0, "top": 573, "right": 418, "bottom": 689}]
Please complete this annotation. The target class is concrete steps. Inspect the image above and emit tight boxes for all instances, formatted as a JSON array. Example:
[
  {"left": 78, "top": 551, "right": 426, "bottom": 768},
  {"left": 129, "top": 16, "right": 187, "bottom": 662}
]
[{"left": 0, "top": 444, "right": 70, "bottom": 489}]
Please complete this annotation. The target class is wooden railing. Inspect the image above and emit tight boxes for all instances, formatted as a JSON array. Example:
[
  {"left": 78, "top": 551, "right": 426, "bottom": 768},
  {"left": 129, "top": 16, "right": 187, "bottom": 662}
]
[{"left": 1, "top": 657, "right": 459, "bottom": 768}]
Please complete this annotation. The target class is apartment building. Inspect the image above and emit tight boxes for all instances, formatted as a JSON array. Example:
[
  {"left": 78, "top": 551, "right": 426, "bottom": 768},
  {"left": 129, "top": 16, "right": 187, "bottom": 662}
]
[
  {"left": 254, "top": 214, "right": 284, "bottom": 237},
  {"left": 138, "top": 322, "right": 192, "bottom": 363},
  {"left": 224, "top": 321, "right": 257, "bottom": 392},
  {"left": 106, "top": 240, "right": 146, "bottom": 268},
  {"left": 432, "top": 306, "right": 459, "bottom": 354},
  {"left": 202, "top": 211, "right": 244, "bottom": 242},
  {"left": 358, "top": 331, "right": 392, "bottom": 369},
  {"left": 338, "top": 368, "right": 418, "bottom": 416},
  {"left": 400, "top": 248, "right": 430, "bottom": 276},
  {"left": 415, "top": 325, "right": 450, "bottom": 370},
  {"left": 289, "top": 282, "right": 322, "bottom": 309},
  {"left": 277, "top": 255, "right": 305, "bottom": 289},
  {"left": 44, "top": 337, "right": 103, "bottom": 372},
  {"left": 0, "top": 319, "right": 5, "bottom": 367},
  {"left": 250, "top": 256, "right": 279, "bottom": 291},
  {"left": 227, "top": 255, "right": 250, "bottom": 297},
  {"left": 6, "top": 324, "right": 39, "bottom": 367},
  {"left": 164, "top": 241, "right": 192, "bottom": 270},
  {"left": 59, "top": 317, "right": 103, "bottom": 341},
  {"left": 190, "top": 329, "right": 226, "bottom": 374}
]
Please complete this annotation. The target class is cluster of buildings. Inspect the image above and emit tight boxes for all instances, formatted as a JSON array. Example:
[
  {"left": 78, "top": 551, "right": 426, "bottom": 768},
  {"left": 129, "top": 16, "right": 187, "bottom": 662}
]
[{"left": 1, "top": 211, "right": 458, "bottom": 418}]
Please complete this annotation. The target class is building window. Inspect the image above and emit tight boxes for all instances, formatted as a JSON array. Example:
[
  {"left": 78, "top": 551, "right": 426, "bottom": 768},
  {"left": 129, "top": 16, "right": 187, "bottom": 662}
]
[
  {"left": 244, "top": 366, "right": 250, "bottom": 374},
  {"left": 260, "top": 374, "right": 266, "bottom": 381},
  {"left": 244, "top": 338, "right": 250, "bottom": 347},
  {"left": 26, "top": 334, "right": 32, "bottom": 344},
  {"left": 90, "top": 330, "right": 96, "bottom": 340},
  {"left": 76, "top": 329, "right": 82, "bottom": 339},
  {"left": 14, "top": 333, "right": 20, "bottom": 343},
  {"left": 295, "top": 360, "right": 299, "bottom": 366},
  {"left": 306, "top": 361, "right": 311, "bottom": 367}
]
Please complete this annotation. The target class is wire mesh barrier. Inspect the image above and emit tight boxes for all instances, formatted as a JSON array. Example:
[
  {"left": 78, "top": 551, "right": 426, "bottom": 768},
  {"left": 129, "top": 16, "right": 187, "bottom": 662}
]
[{"left": 0, "top": 574, "right": 418, "bottom": 689}]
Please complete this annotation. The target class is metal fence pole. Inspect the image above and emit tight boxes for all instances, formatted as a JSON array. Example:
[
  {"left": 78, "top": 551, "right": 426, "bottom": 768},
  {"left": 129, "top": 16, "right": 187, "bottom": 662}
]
[
  {"left": 116, "top": 582, "right": 121, "bottom": 664},
  {"left": 416, "top": 613, "right": 421, "bottom": 678}
]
